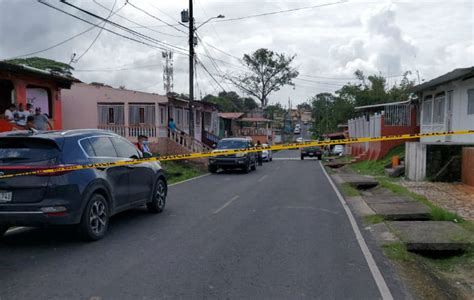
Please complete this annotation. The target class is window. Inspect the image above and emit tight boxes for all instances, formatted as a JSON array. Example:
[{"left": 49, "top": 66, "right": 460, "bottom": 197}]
[
  {"left": 468, "top": 89, "right": 474, "bottom": 115},
  {"left": 159, "top": 105, "right": 166, "bottom": 125},
  {"left": 129, "top": 104, "right": 155, "bottom": 125},
  {"left": 88, "top": 137, "right": 117, "bottom": 157},
  {"left": 177, "top": 108, "right": 182, "bottom": 125},
  {"left": 422, "top": 95, "right": 433, "bottom": 125},
  {"left": 112, "top": 137, "right": 139, "bottom": 158},
  {"left": 196, "top": 111, "right": 201, "bottom": 125},
  {"left": 108, "top": 107, "right": 115, "bottom": 124},
  {"left": 26, "top": 86, "right": 52, "bottom": 117},
  {"left": 433, "top": 92, "right": 445, "bottom": 123},
  {"left": 98, "top": 104, "right": 124, "bottom": 125},
  {"left": 80, "top": 139, "right": 96, "bottom": 157}
]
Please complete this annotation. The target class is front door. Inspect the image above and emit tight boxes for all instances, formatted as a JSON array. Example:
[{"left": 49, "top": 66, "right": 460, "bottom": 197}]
[{"left": 446, "top": 90, "right": 453, "bottom": 141}]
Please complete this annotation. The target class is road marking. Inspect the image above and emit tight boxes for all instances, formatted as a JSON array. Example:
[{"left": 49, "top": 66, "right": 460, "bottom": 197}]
[
  {"left": 258, "top": 174, "right": 268, "bottom": 182},
  {"left": 213, "top": 195, "right": 239, "bottom": 214},
  {"left": 320, "top": 161, "right": 393, "bottom": 300},
  {"left": 169, "top": 173, "right": 210, "bottom": 187}
]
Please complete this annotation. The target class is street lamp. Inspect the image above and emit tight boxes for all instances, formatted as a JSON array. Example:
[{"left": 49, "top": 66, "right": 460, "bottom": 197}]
[{"left": 197, "top": 15, "right": 225, "bottom": 29}]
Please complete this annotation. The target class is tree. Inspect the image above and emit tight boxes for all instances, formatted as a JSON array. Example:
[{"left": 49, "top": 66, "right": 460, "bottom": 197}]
[
  {"left": 264, "top": 103, "right": 285, "bottom": 120},
  {"left": 227, "top": 48, "right": 299, "bottom": 108},
  {"left": 5, "top": 57, "right": 74, "bottom": 76},
  {"left": 202, "top": 91, "right": 258, "bottom": 112}
]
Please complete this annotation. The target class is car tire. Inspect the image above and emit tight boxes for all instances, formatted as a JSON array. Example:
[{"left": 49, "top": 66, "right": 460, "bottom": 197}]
[
  {"left": 208, "top": 165, "right": 217, "bottom": 173},
  {"left": 147, "top": 177, "right": 167, "bottom": 214},
  {"left": 0, "top": 225, "right": 8, "bottom": 238},
  {"left": 301, "top": 155, "right": 304, "bottom": 160},
  {"left": 79, "top": 194, "right": 109, "bottom": 241},
  {"left": 243, "top": 161, "right": 251, "bottom": 173}
]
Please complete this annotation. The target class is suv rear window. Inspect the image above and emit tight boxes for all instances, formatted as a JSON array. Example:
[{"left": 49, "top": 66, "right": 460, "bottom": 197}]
[
  {"left": 217, "top": 140, "right": 248, "bottom": 149},
  {"left": 0, "top": 138, "right": 60, "bottom": 165}
]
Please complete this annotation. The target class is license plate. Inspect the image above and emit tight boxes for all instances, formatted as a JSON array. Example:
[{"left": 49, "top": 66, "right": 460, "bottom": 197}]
[{"left": 0, "top": 191, "right": 12, "bottom": 203}]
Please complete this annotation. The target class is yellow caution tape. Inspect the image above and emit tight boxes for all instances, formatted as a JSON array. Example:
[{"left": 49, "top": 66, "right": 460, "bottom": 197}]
[{"left": 0, "top": 130, "right": 473, "bottom": 179}]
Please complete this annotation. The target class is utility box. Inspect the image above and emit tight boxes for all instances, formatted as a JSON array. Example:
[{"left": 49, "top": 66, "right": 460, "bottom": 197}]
[
  {"left": 462, "top": 147, "right": 474, "bottom": 186},
  {"left": 181, "top": 10, "right": 189, "bottom": 23}
]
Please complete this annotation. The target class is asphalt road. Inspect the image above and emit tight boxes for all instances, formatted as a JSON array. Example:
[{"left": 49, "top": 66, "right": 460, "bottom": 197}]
[{"left": 0, "top": 151, "right": 404, "bottom": 299}]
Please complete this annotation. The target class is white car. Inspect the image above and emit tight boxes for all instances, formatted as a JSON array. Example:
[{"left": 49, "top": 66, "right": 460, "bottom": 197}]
[
  {"left": 333, "top": 145, "right": 344, "bottom": 156},
  {"left": 296, "top": 137, "right": 303, "bottom": 143},
  {"left": 294, "top": 127, "right": 301, "bottom": 134},
  {"left": 262, "top": 143, "right": 273, "bottom": 162}
]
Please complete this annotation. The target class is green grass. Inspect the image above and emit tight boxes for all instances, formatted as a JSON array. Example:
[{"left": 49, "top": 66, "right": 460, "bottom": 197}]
[
  {"left": 364, "top": 214, "right": 385, "bottom": 225},
  {"left": 340, "top": 182, "right": 360, "bottom": 197},
  {"left": 351, "top": 145, "right": 405, "bottom": 176},
  {"left": 161, "top": 161, "right": 206, "bottom": 184},
  {"left": 378, "top": 179, "right": 465, "bottom": 222},
  {"left": 382, "top": 243, "right": 413, "bottom": 261}
]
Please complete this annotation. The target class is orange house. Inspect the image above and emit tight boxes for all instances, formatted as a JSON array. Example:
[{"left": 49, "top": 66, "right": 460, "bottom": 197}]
[{"left": 0, "top": 61, "right": 75, "bottom": 131}]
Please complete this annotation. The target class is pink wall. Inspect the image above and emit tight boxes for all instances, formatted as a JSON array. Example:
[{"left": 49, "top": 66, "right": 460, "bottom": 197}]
[{"left": 61, "top": 83, "right": 168, "bottom": 129}]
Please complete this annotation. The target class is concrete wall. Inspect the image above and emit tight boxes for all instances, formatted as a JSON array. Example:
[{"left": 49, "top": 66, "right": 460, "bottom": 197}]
[
  {"left": 405, "top": 142, "right": 427, "bottom": 181},
  {"left": 462, "top": 147, "right": 474, "bottom": 186},
  {"left": 420, "top": 77, "right": 474, "bottom": 143}
]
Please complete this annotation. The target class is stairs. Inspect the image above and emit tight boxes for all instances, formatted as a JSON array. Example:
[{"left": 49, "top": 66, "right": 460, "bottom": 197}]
[{"left": 168, "top": 130, "right": 212, "bottom": 153}]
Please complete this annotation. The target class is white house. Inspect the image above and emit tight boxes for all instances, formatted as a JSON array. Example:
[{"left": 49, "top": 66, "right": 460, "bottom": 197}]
[{"left": 405, "top": 67, "right": 474, "bottom": 181}]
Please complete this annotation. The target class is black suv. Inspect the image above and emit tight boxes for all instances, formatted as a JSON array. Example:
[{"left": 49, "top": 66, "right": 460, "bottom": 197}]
[
  {"left": 208, "top": 138, "right": 257, "bottom": 173},
  {"left": 0, "top": 129, "right": 167, "bottom": 241},
  {"left": 300, "top": 146, "right": 323, "bottom": 160}
]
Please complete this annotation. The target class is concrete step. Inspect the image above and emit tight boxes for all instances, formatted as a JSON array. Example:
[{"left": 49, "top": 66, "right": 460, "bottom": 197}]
[
  {"left": 363, "top": 195, "right": 415, "bottom": 205},
  {"left": 369, "top": 202, "right": 431, "bottom": 220},
  {"left": 384, "top": 165, "right": 405, "bottom": 177},
  {"left": 338, "top": 174, "right": 379, "bottom": 189},
  {"left": 388, "top": 221, "right": 474, "bottom": 252},
  {"left": 324, "top": 161, "right": 349, "bottom": 169}
]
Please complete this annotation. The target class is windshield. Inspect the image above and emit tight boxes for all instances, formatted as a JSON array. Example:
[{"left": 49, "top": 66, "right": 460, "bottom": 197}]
[{"left": 216, "top": 140, "right": 248, "bottom": 149}]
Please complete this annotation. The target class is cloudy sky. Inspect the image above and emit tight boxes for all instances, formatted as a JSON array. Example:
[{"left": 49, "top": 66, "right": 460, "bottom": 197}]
[{"left": 1, "top": 0, "right": 473, "bottom": 107}]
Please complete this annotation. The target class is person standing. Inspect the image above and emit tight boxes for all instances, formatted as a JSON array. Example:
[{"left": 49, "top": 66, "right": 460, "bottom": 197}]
[
  {"left": 4, "top": 104, "right": 16, "bottom": 122},
  {"left": 256, "top": 140, "right": 263, "bottom": 166},
  {"left": 32, "top": 107, "right": 52, "bottom": 131},
  {"left": 168, "top": 118, "right": 177, "bottom": 133},
  {"left": 15, "top": 103, "right": 30, "bottom": 127},
  {"left": 27, "top": 103, "right": 34, "bottom": 115}
]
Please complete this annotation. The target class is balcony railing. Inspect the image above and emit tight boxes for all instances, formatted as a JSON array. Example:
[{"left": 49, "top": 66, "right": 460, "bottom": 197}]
[{"left": 234, "top": 128, "right": 273, "bottom": 136}]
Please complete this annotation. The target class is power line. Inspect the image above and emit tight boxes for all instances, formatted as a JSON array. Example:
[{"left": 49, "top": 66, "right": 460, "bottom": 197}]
[
  {"left": 74, "top": 0, "right": 119, "bottom": 62},
  {"left": 93, "top": 0, "right": 185, "bottom": 38},
  {"left": 217, "top": 1, "right": 346, "bottom": 22},
  {"left": 38, "top": 0, "right": 186, "bottom": 54},
  {"left": 60, "top": 0, "right": 189, "bottom": 54},
  {"left": 196, "top": 59, "right": 226, "bottom": 92},
  {"left": 126, "top": 0, "right": 187, "bottom": 34}
]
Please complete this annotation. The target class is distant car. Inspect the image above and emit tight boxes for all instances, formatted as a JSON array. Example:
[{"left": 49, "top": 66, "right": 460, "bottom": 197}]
[
  {"left": 296, "top": 137, "right": 304, "bottom": 143},
  {"left": 300, "top": 146, "right": 323, "bottom": 160},
  {"left": 208, "top": 138, "right": 257, "bottom": 173},
  {"left": 0, "top": 129, "right": 167, "bottom": 241},
  {"left": 294, "top": 127, "right": 301, "bottom": 134},
  {"left": 261, "top": 143, "right": 272, "bottom": 162},
  {"left": 333, "top": 145, "right": 344, "bottom": 156},
  {"left": 303, "top": 121, "right": 309, "bottom": 125}
]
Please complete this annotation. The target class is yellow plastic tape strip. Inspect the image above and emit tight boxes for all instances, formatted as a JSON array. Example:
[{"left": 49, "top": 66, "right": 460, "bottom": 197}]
[{"left": 0, "top": 130, "right": 473, "bottom": 179}]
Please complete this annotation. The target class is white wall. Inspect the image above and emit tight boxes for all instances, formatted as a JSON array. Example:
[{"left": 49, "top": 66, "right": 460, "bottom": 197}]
[{"left": 420, "top": 77, "right": 474, "bottom": 143}]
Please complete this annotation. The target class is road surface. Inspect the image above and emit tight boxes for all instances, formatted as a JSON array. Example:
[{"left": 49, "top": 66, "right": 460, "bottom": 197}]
[{"left": 0, "top": 150, "right": 407, "bottom": 299}]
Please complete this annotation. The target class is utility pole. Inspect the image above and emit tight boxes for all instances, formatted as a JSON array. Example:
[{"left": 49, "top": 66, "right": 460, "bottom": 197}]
[{"left": 188, "top": 0, "right": 195, "bottom": 138}]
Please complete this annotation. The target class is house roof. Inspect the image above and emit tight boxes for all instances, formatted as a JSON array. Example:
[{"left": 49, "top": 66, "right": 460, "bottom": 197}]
[
  {"left": 355, "top": 99, "right": 411, "bottom": 111},
  {"left": 411, "top": 67, "right": 474, "bottom": 93},
  {"left": 218, "top": 112, "right": 244, "bottom": 119},
  {"left": 0, "top": 61, "right": 78, "bottom": 88},
  {"left": 237, "top": 117, "right": 272, "bottom": 122}
]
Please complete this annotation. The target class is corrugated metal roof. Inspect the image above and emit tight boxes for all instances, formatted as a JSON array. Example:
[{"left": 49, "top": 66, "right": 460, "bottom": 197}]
[
  {"left": 218, "top": 112, "right": 244, "bottom": 119},
  {"left": 411, "top": 67, "right": 474, "bottom": 93},
  {"left": 355, "top": 99, "right": 411, "bottom": 111}
]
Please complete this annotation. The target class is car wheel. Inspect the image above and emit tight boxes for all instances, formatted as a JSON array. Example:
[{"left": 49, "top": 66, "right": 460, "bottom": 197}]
[
  {"left": 147, "top": 177, "right": 167, "bottom": 214},
  {"left": 0, "top": 225, "right": 9, "bottom": 238},
  {"left": 301, "top": 155, "right": 304, "bottom": 160},
  {"left": 79, "top": 194, "right": 109, "bottom": 241},
  {"left": 243, "top": 161, "right": 251, "bottom": 173},
  {"left": 208, "top": 165, "right": 217, "bottom": 173}
]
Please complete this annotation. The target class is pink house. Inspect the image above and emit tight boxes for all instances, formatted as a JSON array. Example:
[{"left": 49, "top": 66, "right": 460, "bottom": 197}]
[{"left": 61, "top": 83, "right": 220, "bottom": 155}]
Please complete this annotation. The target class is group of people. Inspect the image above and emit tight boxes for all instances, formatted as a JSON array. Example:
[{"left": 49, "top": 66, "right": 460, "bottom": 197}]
[{"left": 4, "top": 103, "right": 52, "bottom": 131}]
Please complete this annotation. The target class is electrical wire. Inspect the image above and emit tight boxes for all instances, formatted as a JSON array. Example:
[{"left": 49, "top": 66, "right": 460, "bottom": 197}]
[
  {"left": 93, "top": 0, "right": 185, "bottom": 38},
  {"left": 60, "top": 0, "right": 188, "bottom": 54},
  {"left": 126, "top": 0, "right": 187, "bottom": 34},
  {"left": 196, "top": 59, "right": 226, "bottom": 91},
  {"left": 217, "top": 1, "right": 346, "bottom": 22},
  {"left": 74, "top": 0, "right": 118, "bottom": 62}
]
